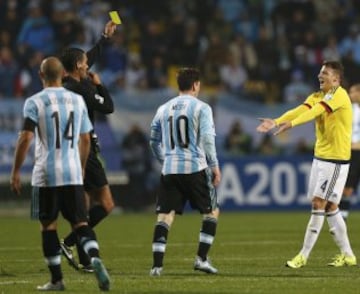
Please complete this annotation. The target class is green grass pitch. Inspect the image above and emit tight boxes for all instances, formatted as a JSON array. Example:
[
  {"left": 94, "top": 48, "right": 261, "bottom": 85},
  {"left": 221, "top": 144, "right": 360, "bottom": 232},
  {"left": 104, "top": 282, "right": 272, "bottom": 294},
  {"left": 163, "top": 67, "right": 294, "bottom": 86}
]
[{"left": 1, "top": 211, "right": 360, "bottom": 293}]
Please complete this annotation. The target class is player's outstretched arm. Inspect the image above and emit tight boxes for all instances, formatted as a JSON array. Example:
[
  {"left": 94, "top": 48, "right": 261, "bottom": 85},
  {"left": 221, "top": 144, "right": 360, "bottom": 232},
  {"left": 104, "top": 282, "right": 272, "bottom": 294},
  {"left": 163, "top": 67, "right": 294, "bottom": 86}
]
[
  {"left": 87, "top": 21, "right": 117, "bottom": 68},
  {"left": 273, "top": 121, "right": 292, "bottom": 136},
  {"left": 256, "top": 118, "right": 276, "bottom": 133}
]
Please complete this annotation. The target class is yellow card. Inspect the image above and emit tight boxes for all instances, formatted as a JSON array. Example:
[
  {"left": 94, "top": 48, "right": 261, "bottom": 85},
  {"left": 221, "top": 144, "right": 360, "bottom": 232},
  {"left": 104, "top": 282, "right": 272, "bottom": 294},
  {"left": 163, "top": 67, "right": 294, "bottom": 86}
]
[{"left": 109, "top": 11, "right": 122, "bottom": 24}]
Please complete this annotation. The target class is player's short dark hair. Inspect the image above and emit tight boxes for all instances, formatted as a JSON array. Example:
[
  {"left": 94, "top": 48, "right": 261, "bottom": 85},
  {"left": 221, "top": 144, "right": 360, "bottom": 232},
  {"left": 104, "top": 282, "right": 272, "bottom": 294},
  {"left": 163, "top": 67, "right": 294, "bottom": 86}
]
[
  {"left": 323, "top": 60, "right": 344, "bottom": 81},
  {"left": 176, "top": 67, "right": 200, "bottom": 91},
  {"left": 60, "top": 48, "right": 85, "bottom": 72}
]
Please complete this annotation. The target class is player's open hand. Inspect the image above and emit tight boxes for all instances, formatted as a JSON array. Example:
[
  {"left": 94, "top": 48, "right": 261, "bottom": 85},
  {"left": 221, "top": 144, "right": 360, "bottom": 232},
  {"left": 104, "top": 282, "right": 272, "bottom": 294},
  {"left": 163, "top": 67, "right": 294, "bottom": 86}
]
[
  {"left": 256, "top": 118, "right": 276, "bottom": 133},
  {"left": 10, "top": 172, "right": 21, "bottom": 196},
  {"left": 273, "top": 121, "right": 292, "bottom": 136},
  {"left": 212, "top": 166, "right": 221, "bottom": 187}
]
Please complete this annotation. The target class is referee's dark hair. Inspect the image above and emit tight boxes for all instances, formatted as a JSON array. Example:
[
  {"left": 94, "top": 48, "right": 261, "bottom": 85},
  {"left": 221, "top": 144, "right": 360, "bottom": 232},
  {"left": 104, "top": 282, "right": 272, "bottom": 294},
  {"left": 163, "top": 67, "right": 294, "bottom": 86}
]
[
  {"left": 177, "top": 67, "right": 200, "bottom": 91},
  {"left": 60, "top": 48, "right": 85, "bottom": 73}
]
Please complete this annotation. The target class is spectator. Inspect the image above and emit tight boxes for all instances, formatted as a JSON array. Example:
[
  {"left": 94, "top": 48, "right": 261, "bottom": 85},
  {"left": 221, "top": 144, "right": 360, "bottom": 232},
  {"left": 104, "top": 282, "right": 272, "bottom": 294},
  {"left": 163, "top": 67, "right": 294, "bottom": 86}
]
[
  {"left": 338, "top": 24, "right": 360, "bottom": 65},
  {"left": 121, "top": 124, "right": 154, "bottom": 211},
  {"left": 16, "top": 1, "right": 55, "bottom": 57},
  {"left": 51, "top": 2, "right": 80, "bottom": 48},
  {"left": 294, "top": 138, "right": 313, "bottom": 155},
  {"left": 312, "top": 13, "right": 334, "bottom": 46},
  {"left": 275, "top": 35, "right": 292, "bottom": 88},
  {"left": 146, "top": 55, "right": 168, "bottom": 89},
  {"left": 0, "top": 46, "right": 19, "bottom": 97},
  {"left": 140, "top": 20, "right": 167, "bottom": 69},
  {"left": 224, "top": 120, "right": 252, "bottom": 155},
  {"left": 177, "top": 18, "right": 202, "bottom": 66},
  {"left": 322, "top": 34, "right": 341, "bottom": 62},
  {"left": 82, "top": 1, "right": 110, "bottom": 46},
  {"left": 283, "top": 70, "right": 313, "bottom": 103},
  {"left": 255, "top": 134, "right": 281, "bottom": 155},
  {"left": 124, "top": 53, "right": 147, "bottom": 92},
  {"left": 229, "top": 34, "right": 258, "bottom": 78},
  {"left": 100, "top": 30, "right": 128, "bottom": 88},
  {"left": 200, "top": 32, "right": 229, "bottom": 88},
  {"left": 1, "top": 4, "right": 22, "bottom": 48},
  {"left": 18, "top": 50, "right": 44, "bottom": 96},
  {"left": 253, "top": 26, "right": 278, "bottom": 82},
  {"left": 219, "top": 53, "right": 248, "bottom": 96}
]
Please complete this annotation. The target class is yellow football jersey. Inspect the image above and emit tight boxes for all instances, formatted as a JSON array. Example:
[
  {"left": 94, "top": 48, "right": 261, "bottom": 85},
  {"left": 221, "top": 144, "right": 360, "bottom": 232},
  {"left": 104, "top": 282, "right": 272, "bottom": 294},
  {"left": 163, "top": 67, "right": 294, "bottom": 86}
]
[{"left": 303, "top": 86, "right": 352, "bottom": 161}]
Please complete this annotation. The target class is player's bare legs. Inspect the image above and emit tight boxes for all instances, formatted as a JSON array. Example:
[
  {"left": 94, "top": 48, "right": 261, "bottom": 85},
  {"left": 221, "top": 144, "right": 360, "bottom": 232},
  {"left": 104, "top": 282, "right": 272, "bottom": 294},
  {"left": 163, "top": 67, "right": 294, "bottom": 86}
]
[
  {"left": 76, "top": 185, "right": 115, "bottom": 269},
  {"left": 62, "top": 185, "right": 114, "bottom": 271},
  {"left": 287, "top": 197, "right": 356, "bottom": 268},
  {"left": 339, "top": 186, "right": 353, "bottom": 220}
]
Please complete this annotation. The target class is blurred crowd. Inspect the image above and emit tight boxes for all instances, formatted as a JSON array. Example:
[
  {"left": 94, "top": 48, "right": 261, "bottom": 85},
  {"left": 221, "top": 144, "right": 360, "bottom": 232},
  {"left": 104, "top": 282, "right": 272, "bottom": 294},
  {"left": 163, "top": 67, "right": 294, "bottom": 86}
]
[
  {"left": 223, "top": 119, "right": 313, "bottom": 157},
  {"left": 0, "top": 0, "right": 360, "bottom": 102}
]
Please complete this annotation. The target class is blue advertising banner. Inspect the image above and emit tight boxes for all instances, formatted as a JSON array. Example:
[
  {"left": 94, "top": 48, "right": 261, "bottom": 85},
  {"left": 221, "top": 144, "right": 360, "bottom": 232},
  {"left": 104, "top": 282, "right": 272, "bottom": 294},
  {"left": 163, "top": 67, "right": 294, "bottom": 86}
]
[{"left": 217, "top": 155, "right": 322, "bottom": 210}]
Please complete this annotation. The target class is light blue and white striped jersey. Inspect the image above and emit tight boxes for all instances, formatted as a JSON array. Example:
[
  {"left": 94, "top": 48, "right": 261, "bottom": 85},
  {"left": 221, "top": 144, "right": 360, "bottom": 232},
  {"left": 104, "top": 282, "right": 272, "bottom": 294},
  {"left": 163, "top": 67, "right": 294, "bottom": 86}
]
[
  {"left": 150, "top": 94, "right": 216, "bottom": 175},
  {"left": 352, "top": 103, "right": 360, "bottom": 143},
  {"left": 23, "top": 87, "right": 93, "bottom": 187}
]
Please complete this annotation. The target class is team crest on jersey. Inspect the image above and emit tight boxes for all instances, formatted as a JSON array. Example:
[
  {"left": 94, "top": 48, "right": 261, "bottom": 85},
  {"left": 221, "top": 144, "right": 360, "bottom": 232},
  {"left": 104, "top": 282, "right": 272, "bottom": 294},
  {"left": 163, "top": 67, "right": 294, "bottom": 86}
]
[
  {"left": 324, "top": 93, "right": 333, "bottom": 101},
  {"left": 95, "top": 94, "right": 104, "bottom": 104}
]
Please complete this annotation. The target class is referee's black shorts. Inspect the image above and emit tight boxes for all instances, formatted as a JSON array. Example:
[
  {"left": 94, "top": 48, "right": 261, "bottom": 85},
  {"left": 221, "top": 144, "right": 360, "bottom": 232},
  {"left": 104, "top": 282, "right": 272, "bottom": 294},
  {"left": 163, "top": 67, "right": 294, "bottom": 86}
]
[
  {"left": 84, "top": 148, "right": 108, "bottom": 191},
  {"left": 156, "top": 168, "right": 218, "bottom": 215},
  {"left": 345, "top": 149, "right": 360, "bottom": 190}
]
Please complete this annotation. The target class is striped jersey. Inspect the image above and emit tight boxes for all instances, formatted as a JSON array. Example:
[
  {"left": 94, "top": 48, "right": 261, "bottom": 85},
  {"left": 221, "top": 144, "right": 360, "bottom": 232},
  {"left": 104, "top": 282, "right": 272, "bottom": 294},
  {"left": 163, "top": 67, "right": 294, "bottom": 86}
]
[
  {"left": 150, "top": 94, "right": 216, "bottom": 175},
  {"left": 352, "top": 103, "right": 360, "bottom": 143},
  {"left": 23, "top": 87, "right": 93, "bottom": 187}
]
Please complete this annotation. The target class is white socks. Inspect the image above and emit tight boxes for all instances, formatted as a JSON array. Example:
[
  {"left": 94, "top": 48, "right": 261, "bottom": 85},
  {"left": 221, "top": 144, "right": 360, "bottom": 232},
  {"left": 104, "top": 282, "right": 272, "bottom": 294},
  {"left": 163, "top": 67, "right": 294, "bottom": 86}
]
[
  {"left": 326, "top": 208, "right": 355, "bottom": 257},
  {"left": 300, "top": 209, "right": 325, "bottom": 259}
]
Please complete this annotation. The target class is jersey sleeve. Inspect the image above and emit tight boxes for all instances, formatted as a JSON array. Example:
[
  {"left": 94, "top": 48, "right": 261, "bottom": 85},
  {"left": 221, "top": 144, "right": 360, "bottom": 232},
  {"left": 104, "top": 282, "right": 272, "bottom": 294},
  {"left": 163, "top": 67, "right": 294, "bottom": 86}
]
[
  {"left": 198, "top": 104, "right": 218, "bottom": 167},
  {"left": 23, "top": 98, "right": 38, "bottom": 124},
  {"left": 322, "top": 89, "right": 347, "bottom": 112},
  {"left": 86, "top": 37, "right": 106, "bottom": 68},
  {"left": 81, "top": 79, "right": 114, "bottom": 114},
  {"left": 199, "top": 104, "right": 216, "bottom": 137},
  {"left": 303, "top": 93, "right": 318, "bottom": 108},
  {"left": 149, "top": 108, "right": 164, "bottom": 163},
  {"left": 291, "top": 103, "right": 327, "bottom": 127}
]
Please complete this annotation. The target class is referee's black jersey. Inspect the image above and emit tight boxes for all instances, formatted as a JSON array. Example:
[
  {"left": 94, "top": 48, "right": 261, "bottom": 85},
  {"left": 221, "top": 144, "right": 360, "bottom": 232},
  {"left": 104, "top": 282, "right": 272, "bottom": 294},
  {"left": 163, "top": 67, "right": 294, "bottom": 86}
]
[
  {"left": 62, "top": 37, "right": 114, "bottom": 124},
  {"left": 62, "top": 76, "right": 114, "bottom": 123}
]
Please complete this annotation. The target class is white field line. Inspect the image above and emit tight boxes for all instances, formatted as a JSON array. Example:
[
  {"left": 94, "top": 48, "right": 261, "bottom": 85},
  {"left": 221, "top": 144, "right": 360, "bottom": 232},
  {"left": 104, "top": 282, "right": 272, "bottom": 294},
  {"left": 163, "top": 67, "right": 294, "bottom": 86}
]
[
  {"left": 0, "top": 240, "right": 296, "bottom": 252},
  {"left": 0, "top": 280, "right": 30, "bottom": 285}
]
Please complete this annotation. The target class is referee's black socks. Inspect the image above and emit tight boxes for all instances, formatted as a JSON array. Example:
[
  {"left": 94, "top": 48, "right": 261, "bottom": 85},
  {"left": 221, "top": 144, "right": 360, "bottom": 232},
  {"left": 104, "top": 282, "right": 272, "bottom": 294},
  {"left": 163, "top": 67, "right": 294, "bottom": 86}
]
[
  {"left": 339, "top": 197, "right": 351, "bottom": 220},
  {"left": 64, "top": 205, "right": 108, "bottom": 247}
]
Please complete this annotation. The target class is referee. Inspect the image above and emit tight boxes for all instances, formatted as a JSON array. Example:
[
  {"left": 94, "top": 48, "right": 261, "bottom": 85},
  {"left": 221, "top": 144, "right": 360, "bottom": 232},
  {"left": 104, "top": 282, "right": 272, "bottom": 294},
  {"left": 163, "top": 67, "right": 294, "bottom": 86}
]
[{"left": 59, "top": 21, "right": 117, "bottom": 271}]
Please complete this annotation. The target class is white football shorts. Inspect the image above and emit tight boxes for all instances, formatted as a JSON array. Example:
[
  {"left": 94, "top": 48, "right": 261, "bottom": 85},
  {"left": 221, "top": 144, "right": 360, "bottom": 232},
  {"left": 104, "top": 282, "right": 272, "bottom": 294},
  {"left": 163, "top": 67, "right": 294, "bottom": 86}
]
[{"left": 307, "top": 158, "right": 349, "bottom": 204}]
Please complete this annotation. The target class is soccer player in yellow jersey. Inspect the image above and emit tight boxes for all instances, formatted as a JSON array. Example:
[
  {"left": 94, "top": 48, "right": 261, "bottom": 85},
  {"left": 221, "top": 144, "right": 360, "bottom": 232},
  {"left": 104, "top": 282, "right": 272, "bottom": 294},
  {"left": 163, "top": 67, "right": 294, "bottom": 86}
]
[{"left": 256, "top": 60, "right": 357, "bottom": 268}]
